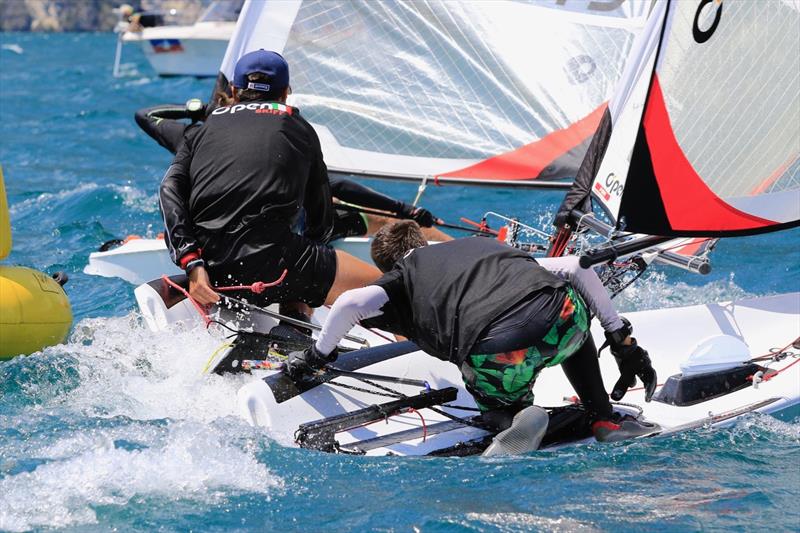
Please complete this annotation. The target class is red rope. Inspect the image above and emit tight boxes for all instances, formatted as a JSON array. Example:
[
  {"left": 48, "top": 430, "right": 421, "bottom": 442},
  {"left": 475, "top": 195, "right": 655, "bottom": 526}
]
[
  {"left": 215, "top": 269, "right": 288, "bottom": 294},
  {"left": 161, "top": 275, "right": 212, "bottom": 327},
  {"left": 748, "top": 337, "right": 800, "bottom": 361},
  {"left": 547, "top": 226, "right": 571, "bottom": 257},
  {"left": 624, "top": 337, "right": 800, "bottom": 393},
  {"left": 159, "top": 269, "right": 288, "bottom": 328},
  {"left": 748, "top": 357, "right": 800, "bottom": 383},
  {"left": 408, "top": 408, "right": 427, "bottom": 442}
]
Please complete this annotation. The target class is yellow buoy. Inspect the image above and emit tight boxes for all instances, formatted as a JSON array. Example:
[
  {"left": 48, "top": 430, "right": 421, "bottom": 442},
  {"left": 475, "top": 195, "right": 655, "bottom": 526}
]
[
  {"left": 0, "top": 166, "right": 73, "bottom": 359},
  {"left": 0, "top": 165, "right": 11, "bottom": 260},
  {"left": 0, "top": 266, "right": 72, "bottom": 359}
]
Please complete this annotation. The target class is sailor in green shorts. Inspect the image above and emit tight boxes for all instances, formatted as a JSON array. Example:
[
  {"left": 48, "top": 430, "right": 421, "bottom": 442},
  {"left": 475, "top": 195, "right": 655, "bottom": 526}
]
[{"left": 288, "top": 221, "right": 658, "bottom": 443}]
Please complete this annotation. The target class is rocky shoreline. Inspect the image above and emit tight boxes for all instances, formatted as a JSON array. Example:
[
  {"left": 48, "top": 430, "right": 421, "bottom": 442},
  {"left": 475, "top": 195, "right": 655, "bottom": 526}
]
[{"left": 0, "top": 0, "right": 205, "bottom": 32}]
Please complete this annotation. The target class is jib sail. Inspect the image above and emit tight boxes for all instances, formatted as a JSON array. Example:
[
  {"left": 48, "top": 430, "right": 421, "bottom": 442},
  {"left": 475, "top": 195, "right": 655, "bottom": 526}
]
[{"left": 559, "top": 0, "right": 800, "bottom": 236}]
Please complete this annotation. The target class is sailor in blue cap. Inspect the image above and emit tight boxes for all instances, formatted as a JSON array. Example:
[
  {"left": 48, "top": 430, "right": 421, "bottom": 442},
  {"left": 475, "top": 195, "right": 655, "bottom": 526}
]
[{"left": 160, "top": 50, "right": 382, "bottom": 320}]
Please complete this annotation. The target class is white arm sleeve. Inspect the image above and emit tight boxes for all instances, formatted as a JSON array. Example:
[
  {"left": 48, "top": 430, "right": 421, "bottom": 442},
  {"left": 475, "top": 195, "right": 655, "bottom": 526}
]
[
  {"left": 536, "top": 256, "right": 624, "bottom": 333},
  {"left": 315, "top": 285, "right": 390, "bottom": 355}
]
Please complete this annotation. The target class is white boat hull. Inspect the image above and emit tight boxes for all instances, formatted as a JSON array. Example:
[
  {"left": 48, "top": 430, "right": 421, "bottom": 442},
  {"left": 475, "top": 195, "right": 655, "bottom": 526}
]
[
  {"left": 123, "top": 22, "right": 233, "bottom": 77},
  {"left": 236, "top": 293, "right": 800, "bottom": 456},
  {"left": 85, "top": 237, "right": 376, "bottom": 286}
]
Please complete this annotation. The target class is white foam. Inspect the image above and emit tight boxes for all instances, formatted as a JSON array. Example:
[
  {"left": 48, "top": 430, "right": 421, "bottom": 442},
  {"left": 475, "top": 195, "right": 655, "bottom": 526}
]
[
  {"left": 459, "top": 512, "right": 599, "bottom": 532},
  {"left": 612, "top": 270, "right": 753, "bottom": 313},
  {"left": 8, "top": 183, "right": 158, "bottom": 217},
  {"left": 8, "top": 182, "right": 100, "bottom": 216},
  {"left": 0, "top": 313, "right": 285, "bottom": 531},
  {"left": 0, "top": 421, "right": 281, "bottom": 531},
  {"left": 63, "top": 313, "right": 252, "bottom": 422},
  {"left": 110, "top": 184, "right": 159, "bottom": 214},
  {"left": 1, "top": 44, "right": 23, "bottom": 54}
]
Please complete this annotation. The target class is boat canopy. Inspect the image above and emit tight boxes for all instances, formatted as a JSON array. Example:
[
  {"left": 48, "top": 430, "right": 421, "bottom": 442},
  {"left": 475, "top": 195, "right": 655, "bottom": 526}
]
[{"left": 218, "top": 0, "right": 650, "bottom": 186}]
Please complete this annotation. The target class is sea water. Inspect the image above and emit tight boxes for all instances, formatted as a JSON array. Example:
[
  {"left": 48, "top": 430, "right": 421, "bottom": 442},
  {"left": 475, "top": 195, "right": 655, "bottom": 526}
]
[{"left": 0, "top": 33, "right": 798, "bottom": 532}]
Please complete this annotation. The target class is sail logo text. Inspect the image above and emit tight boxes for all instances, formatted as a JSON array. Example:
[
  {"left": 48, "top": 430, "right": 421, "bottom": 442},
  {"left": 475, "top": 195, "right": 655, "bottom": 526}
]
[
  {"left": 595, "top": 173, "right": 623, "bottom": 201},
  {"left": 693, "top": 0, "right": 723, "bottom": 44},
  {"left": 212, "top": 103, "right": 293, "bottom": 116}
]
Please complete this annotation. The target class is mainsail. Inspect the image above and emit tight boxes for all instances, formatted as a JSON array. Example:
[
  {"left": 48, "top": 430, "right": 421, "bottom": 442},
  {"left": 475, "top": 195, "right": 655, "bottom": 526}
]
[
  {"left": 216, "top": 0, "right": 650, "bottom": 186},
  {"left": 559, "top": 0, "right": 800, "bottom": 236}
]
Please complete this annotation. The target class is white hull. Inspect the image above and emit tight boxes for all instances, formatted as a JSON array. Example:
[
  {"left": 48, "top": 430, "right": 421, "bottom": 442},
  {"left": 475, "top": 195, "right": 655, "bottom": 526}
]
[
  {"left": 236, "top": 293, "right": 800, "bottom": 456},
  {"left": 85, "top": 237, "right": 375, "bottom": 286},
  {"left": 123, "top": 22, "right": 234, "bottom": 77}
]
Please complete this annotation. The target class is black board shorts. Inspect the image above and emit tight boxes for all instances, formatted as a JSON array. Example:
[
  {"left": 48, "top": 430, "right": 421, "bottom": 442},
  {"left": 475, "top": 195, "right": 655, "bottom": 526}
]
[{"left": 207, "top": 230, "right": 337, "bottom": 308}]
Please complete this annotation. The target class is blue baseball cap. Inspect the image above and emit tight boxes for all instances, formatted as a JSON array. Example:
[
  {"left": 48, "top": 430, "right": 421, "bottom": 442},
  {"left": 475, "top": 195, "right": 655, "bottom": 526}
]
[{"left": 232, "top": 49, "right": 289, "bottom": 93}]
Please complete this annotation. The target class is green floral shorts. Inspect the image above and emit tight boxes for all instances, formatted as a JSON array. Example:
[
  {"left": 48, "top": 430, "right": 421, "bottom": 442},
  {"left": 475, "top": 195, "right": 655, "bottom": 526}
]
[{"left": 463, "top": 286, "right": 590, "bottom": 411}]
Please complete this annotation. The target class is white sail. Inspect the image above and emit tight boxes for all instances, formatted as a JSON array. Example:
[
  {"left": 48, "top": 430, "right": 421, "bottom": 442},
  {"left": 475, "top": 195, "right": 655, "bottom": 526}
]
[
  {"left": 584, "top": 0, "right": 800, "bottom": 236},
  {"left": 219, "top": 0, "right": 650, "bottom": 185}
]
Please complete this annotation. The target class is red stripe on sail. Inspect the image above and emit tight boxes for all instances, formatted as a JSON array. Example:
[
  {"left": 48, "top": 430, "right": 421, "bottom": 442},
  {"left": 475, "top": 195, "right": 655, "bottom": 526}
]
[
  {"left": 671, "top": 238, "right": 706, "bottom": 257},
  {"left": 749, "top": 154, "right": 799, "bottom": 196},
  {"left": 437, "top": 103, "right": 607, "bottom": 182},
  {"left": 643, "top": 76, "right": 776, "bottom": 231}
]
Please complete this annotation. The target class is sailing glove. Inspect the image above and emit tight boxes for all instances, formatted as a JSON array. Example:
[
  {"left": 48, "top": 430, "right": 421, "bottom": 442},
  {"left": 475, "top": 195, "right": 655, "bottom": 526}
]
[
  {"left": 399, "top": 203, "right": 437, "bottom": 227},
  {"left": 604, "top": 318, "right": 657, "bottom": 402},
  {"left": 285, "top": 345, "right": 338, "bottom": 380}
]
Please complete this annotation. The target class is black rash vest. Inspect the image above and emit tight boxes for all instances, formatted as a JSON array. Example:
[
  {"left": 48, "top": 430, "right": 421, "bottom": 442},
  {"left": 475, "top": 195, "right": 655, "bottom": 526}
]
[
  {"left": 159, "top": 100, "right": 333, "bottom": 267},
  {"left": 134, "top": 104, "right": 197, "bottom": 154},
  {"left": 140, "top": 105, "right": 411, "bottom": 223},
  {"left": 329, "top": 176, "right": 410, "bottom": 215},
  {"left": 362, "top": 238, "right": 566, "bottom": 365}
]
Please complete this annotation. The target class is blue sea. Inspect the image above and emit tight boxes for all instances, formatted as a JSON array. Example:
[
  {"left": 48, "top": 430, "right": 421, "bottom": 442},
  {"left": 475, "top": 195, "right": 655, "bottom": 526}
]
[{"left": 1, "top": 33, "right": 799, "bottom": 532}]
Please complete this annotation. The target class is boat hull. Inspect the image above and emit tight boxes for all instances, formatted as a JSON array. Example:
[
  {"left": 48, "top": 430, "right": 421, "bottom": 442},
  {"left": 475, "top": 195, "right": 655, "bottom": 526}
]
[
  {"left": 86, "top": 237, "right": 379, "bottom": 286},
  {"left": 236, "top": 293, "right": 800, "bottom": 455},
  {"left": 123, "top": 22, "right": 233, "bottom": 77}
]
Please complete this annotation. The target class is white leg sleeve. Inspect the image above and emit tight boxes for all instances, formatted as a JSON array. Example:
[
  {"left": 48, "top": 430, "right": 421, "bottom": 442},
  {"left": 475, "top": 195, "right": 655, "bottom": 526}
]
[
  {"left": 315, "top": 285, "right": 390, "bottom": 356},
  {"left": 536, "top": 256, "right": 624, "bottom": 333}
]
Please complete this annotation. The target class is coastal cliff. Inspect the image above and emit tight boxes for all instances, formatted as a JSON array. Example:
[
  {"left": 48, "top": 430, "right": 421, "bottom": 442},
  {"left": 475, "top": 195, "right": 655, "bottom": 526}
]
[{"left": 0, "top": 0, "right": 205, "bottom": 32}]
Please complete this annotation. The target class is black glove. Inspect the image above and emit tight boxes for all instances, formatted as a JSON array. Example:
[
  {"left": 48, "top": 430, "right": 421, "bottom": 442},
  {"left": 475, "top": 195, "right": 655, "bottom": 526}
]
[
  {"left": 604, "top": 318, "right": 657, "bottom": 402},
  {"left": 399, "top": 203, "right": 437, "bottom": 227},
  {"left": 284, "top": 345, "right": 337, "bottom": 380}
]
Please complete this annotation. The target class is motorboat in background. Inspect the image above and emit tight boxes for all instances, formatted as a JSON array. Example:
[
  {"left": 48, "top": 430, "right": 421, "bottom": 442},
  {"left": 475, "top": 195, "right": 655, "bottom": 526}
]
[{"left": 114, "top": 0, "right": 243, "bottom": 77}]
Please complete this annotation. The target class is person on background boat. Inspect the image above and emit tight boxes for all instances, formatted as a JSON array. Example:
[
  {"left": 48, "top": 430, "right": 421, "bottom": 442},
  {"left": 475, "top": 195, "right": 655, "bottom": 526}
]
[
  {"left": 139, "top": 100, "right": 451, "bottom": 243},
  {"left": 159, "top": 49, "right": 381, "bottom": 311},
  {"left": 286, "top": 221, "right": 658, "bottom": 443}
]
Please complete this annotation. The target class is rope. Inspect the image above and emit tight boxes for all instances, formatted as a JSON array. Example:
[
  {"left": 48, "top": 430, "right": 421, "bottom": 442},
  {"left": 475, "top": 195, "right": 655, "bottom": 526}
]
[
  {"left": 748, "top": 337, "right": 800, "bottom": 362},
  {"left": 161, "top": 275, "right": 212, "bottom": 327},
  {"left": 408, "top": 408, "right": 427, "bottom": 442},
  {"left": 215, "top": 269, "right": 287, "bottom": 294},
  {"left": 160, "top": 269, "right": 288, "bottom": 328},
  {"left": 324, "top": 374, "right": 483, "bottom": 429},
  {"left": 748, "top": 357, "right": 800, "bottom": 385},
  {"left": 325, "top": 379, "right": 403, "bottom": 399}
]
